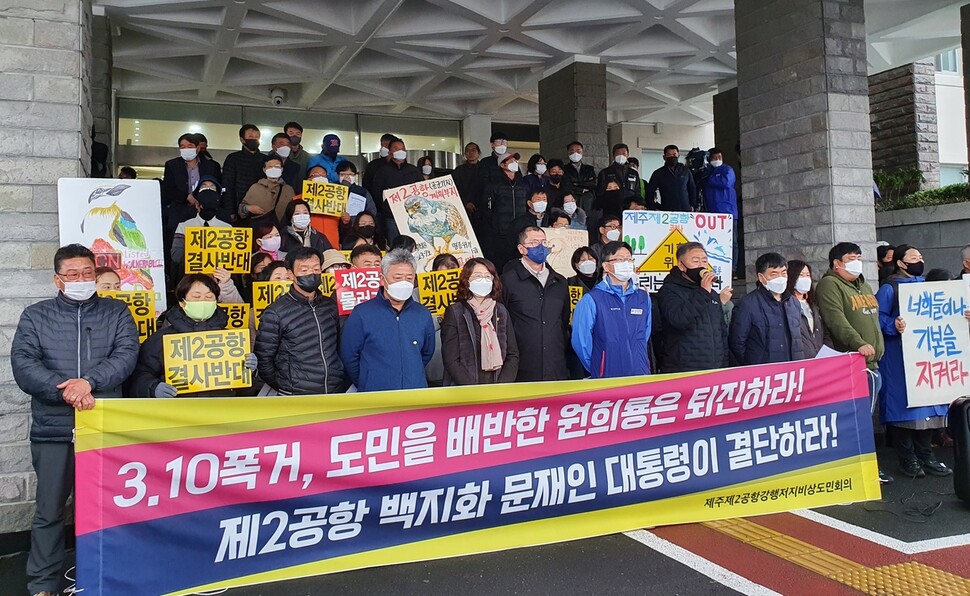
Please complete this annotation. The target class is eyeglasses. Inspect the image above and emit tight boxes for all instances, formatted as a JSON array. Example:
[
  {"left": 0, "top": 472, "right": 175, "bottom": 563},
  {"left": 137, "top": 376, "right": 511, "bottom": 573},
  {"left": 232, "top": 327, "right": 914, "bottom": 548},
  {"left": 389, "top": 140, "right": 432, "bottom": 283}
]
[
  {"left": 57, "top": 270, "right": 96, "bottom": 281},
  {"left": 470, "top": 274, "right": 493, "bottom": 281},
  {"left": 602, "top": 224, "right": 620, "bottom": 231},
  {"left": 520, "top": 240, "right": 551, "bottom": 248},
  {"left": 608, "top": 258, "right": 635, "bottom": 264}
]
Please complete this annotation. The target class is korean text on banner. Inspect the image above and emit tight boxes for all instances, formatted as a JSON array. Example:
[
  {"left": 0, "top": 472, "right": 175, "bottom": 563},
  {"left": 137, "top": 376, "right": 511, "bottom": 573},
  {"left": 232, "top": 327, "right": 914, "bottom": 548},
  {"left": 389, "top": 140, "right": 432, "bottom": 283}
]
[
  {"left": 99, "top": 290, "right": 156, "bottom": 343},
  {"left": 899, "top": 280, "right": 970, "bottom": 407},
  {"left": 163, "top": 329, "right": 252, "bottom": 394},
  {"left": 219, "top": 303, "right": 250, "bottom": 330},
  {"left": 252, "top": 281, "right": 291, "bottom": 329},
  {"left": 385, "top": 175, "right": 482, "bottom": 273},
  {"left": 303, "top": 180, "right": 350, "bottom": 217},
  {"left": 623, "top": 210, "right": 733, "bottom": 293},
  {"left": 185, "top": 227, "right": 253, "bottom": 274},
  {"left": 75, "top": 354, "right": 880, "bottom": 595},
  {"left": 334, "top": 267, "right": 381, "bottom": 316},
  {"left": 58, "top": 178, "right": 168, "bottom": 313},
  {"left": 568, "top": 286, "right": 585, "bottom": 324},
  {"left": 417, "top": 268, "right": 460, "bottom": 317}
]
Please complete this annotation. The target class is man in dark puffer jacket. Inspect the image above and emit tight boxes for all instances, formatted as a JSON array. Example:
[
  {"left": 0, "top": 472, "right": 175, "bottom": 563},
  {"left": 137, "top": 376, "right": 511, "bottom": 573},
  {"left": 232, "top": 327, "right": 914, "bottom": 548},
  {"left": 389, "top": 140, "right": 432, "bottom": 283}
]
[
  {"left": 255, "top": 247, "right": 344, "bottom": 394},
  {"left": 655, "top": 241, "right": 730, "bottom": 373},
  {"left": 11, "top": 244, "right": 139, "bottom": 596}
]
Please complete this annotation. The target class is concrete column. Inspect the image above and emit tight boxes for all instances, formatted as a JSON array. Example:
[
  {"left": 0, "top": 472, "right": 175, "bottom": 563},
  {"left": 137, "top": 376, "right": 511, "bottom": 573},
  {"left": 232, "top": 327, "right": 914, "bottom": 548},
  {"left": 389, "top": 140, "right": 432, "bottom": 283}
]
[
  {"left": 91, "top": 14, "right": 113, "bottom": 174},
  {"left": 538, "top": 62, "right": 608, "bottom": 170},
  {"left": 713, "top": 87, "right": 742, "bottom": 275},
  {"left": 961, "top": 4, "right": 970, "bottom": 171},
  {"left": 461, "top": 114, "right": 491, "bottom": 154},
  {"left": 0, "top": 0, "right": 93, "bottom": 533},
  {"left": 735, "top": 0, "right": 875, "bottom": 281},
  {"left": 868, "top": 60, "right": 940, "bottom": 191}
]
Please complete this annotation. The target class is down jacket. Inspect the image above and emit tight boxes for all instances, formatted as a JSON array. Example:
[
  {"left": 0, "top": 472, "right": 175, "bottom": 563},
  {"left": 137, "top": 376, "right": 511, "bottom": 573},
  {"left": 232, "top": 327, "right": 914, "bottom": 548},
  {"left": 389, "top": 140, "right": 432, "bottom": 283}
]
[
  {"left": 127, "top": 305, "right": 232, "bottom": 397},
  {"left": 441, "top": 300, "right": 520, "bottom": 385},
  {"left": 501, "top": 260, "right": 571, "bottom": 382},
  {"left": 728, "top": 284, "right": 806, "bottom": 366},
  {"left": 11, "top": 294, "right": 139, "bottom": 442},
  {"left": 254, "top": 287, "right": 344, "bottom": 394},
  {"left": 654, "top": 267, "right": 729, "bottom": 373}
]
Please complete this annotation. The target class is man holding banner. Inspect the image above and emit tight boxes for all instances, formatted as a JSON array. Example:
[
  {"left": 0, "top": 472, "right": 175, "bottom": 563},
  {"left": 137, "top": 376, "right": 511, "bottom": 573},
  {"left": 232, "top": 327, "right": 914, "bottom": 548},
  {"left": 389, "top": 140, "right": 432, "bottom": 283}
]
[
  {"left": 255, "top": 247, "right": 345, "bottom": 395},
  {"left": 11, "top": 244, "right": 139, "bottom": 596}
]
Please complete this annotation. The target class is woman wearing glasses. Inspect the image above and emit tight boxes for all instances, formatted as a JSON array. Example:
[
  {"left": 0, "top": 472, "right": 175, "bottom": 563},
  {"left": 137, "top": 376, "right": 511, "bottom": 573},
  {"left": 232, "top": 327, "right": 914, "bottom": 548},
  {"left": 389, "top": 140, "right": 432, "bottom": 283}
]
[{"left": 441, "top": 258, "right": 520, "bottom": 385}]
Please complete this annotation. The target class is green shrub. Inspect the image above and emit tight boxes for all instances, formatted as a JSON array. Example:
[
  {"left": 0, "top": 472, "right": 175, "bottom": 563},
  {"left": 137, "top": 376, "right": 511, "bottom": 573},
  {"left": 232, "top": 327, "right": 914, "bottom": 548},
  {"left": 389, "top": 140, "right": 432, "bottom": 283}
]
[{"left": 875, "top": 183, "right": 970, "bottom": 212}]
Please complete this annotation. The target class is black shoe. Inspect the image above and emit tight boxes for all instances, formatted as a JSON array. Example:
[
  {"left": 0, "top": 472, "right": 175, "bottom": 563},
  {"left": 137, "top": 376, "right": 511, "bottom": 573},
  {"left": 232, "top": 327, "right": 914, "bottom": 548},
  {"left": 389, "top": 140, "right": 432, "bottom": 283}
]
[
  {"left": 878, "top": 469, "right": 895, "bottom": 484},
  {"left": 898, "top": 460, "right": 925, "bottom": 478},
  {"left": 920, "top": 460, "right": 953, "bottom": 476}
]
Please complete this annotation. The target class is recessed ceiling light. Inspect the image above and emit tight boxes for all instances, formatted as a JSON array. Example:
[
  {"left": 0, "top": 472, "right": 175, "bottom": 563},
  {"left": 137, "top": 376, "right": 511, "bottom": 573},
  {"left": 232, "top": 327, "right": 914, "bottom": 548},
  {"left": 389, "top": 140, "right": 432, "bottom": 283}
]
[
  {"left": 654, "top": 15, "right": 664, "bottom": 20},
  {"left": 499, "top": 28, "right": 509, "bottom": 33},
  {"left": 431, "top": 144, "right": 435, "bottom": 147},
  {"left": 226, "top": 27, "right": 236, "bottom": 31},
  {"left": 134, "top": 133, "right": 139, "bottom": 136},
  {"left": 134, "top": 120, "right": 140, "bottom": 123},
  {"left": 440, "top": 138, "right": 445, "bottom": 141}
]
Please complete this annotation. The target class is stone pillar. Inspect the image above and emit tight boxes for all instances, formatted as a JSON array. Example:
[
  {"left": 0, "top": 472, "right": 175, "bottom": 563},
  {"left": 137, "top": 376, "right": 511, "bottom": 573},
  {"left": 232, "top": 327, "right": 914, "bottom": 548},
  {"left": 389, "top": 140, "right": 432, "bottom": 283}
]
[
  {"left": 0, "top": 0, "right": 93, "bottom": 533},
  {"left": 962, "top": 4, "right": 970, "bottom": 173},
  {"left": 538, "top": 62, "right": 609, "bottom": 170},
  {"left": 735, "top": 0, "right": 875, "bottom": 281},
  {"left": 91, "top": 14, "right": 113, "bottom": 174},
  {"left": 868, "top": 60, "right": 940, "bottom": 191},
  {"left": 713, "top": 87, "right": 742, "bottom": 275},
  {"left": 461, "top": 114, "right": 491, "bottom": 154}
]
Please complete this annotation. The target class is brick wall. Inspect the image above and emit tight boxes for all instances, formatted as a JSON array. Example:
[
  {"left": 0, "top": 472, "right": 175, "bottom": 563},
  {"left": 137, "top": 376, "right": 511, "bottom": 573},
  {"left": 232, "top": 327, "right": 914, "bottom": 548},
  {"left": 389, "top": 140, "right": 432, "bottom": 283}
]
[{"left": 0, "top": 0, "right": 92, "bottom": 534}]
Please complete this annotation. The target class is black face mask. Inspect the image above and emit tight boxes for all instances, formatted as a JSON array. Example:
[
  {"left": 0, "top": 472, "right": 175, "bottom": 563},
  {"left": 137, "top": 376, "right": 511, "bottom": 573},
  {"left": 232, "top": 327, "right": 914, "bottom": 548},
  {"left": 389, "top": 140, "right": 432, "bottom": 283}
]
[
  {"left": 665, "top": 157, "right": 678, "bottom": 167},
  {"left": 288, "top": 135, "right": 302, "bottom": 147},
  {"left": 295, "top": 274, "right": 321, "bottom": 293},
  {"left": 685, "top": 267, "right": 705, "bottom": 284},
  {"left": 902, "top": 261, "right": 924, "bottom": 277},
  {"left": 243, "top": 139, "right": 260, "bottom": 151},
  {"left": 549, "top": 174, "right": 562, "bottom": 184},
  {"left": 197, "top": 188, "right": 220, "bottom": 220},
  {"left": 357, "top": 225, "right": 375, "bottom": 239}
]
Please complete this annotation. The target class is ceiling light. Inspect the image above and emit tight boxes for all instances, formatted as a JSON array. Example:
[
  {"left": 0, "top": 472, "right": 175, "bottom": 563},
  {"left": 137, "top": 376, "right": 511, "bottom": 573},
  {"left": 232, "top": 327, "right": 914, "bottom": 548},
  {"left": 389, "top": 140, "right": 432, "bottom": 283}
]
[
  {"left": 440, "top": 138, "right": 445, "bottom": 141},
  {"left": 134, "top": 133, "right": 139, "bottom": 136},
  {"left": 499, "top": 28, "right": 509, "bottom": 33},
  {"left": 226, "top": 27, "right": 236, "bottom": 31},
  {"left": 134, "top": 120, "right": 140, "bottom": 123},
  {"left": 653, "top": 15, "right": 664, "bottom": 20}
]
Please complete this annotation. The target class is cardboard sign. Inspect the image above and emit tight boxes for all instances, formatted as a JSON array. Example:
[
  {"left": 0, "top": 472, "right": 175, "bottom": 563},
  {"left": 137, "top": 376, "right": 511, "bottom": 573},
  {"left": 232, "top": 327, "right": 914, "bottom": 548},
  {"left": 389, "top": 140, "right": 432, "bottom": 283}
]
[
  {"left": 623, "top": 210, "right": 733, "bottom": 293},
  {"left": 899, "top": 280, "right": 970, "bottom": 406},
  {"left": 543, "top": 227, "right": 588, "bottom": 278},
  {"left": 219, "top": 303, "right": 250, "bottom": 331},
  {"left": 163, "top": 329, "right": 252, "bottom": 394},
  {"left": 417, "top": 268, "right": 460, "bottom": 317},
  {"left": 184, "top": 227, "right": 252, "bottom": 274},
  {"left": 251, "top": 281, "right": 291, "bottom": 329},
  {"left": 334, "top": 268, "right": 381, "bottom": 315},
  {"left": 303, "top": 180, "right": 350, "bottom": 217},
  {"left": 99, "top": 290, "right": 156, "bottom": 343}
]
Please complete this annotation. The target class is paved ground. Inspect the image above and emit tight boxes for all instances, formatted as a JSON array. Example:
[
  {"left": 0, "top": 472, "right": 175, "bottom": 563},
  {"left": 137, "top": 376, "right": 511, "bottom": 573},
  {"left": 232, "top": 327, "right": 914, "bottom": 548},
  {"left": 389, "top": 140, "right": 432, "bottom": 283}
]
[{"left": 2, "top": 447, "right": 967, "bottom": 595}]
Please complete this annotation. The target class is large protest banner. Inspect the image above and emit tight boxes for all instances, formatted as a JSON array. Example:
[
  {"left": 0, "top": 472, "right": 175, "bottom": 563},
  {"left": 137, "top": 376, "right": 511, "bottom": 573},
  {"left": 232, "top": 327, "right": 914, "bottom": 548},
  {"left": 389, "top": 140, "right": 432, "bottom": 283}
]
[
  {"left": 58, "top": 178, "right": 168, "bottom": 312},
  {"left": 622, "top": 210, "right": 733, "bottom": 293},
  {"left": 385, "top": 175, "right": 482, "bottom": 273},
  {"left": 75, "top": 354, "right": 879, "bottom": 595},
  {"left": 898, "top": 280, "right": 970, "bottom": 407}
]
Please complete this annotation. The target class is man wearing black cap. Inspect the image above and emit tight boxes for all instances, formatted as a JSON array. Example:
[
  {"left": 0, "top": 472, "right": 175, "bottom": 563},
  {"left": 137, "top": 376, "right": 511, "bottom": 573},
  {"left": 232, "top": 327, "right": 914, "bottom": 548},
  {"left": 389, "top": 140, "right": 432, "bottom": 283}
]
[
  {"left": 484, "top": 150, "right": 528, "bottom": 271},
  {"left": 479, "top": 131, "right": 510, "bottom": 190}
]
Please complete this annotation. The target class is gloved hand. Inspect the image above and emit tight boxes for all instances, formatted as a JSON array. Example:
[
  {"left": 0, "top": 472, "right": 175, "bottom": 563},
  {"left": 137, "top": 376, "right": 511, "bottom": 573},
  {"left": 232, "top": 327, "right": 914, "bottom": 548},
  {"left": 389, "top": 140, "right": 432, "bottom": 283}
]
[
  {"left": 245, "top": 353, "right": 258, "bottom": 371},
  {"left": 154, "top": 382, "right": 178, "bottom": 398}
]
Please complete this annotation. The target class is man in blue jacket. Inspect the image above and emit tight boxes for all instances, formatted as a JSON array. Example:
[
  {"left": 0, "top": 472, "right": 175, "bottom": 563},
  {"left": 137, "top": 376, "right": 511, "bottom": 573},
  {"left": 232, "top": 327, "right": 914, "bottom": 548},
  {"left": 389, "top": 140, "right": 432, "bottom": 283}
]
[
  {"left": 12, "top": 244, "right": 139, "bottom": 596},
  {"left": 703, "top": 147, "right": 739, "bottom": 274},
  {"left": 307, "top": 133, "right": 347, "bottom": 182},
  {"left": 728, "top": 252, "right": 805, "bottom": 366},
  {"left": 340, "top": 248, "right": 435, "bottom": 391},
  {"left": 571, "top": 241, "right": 652, "bottom": 378}
]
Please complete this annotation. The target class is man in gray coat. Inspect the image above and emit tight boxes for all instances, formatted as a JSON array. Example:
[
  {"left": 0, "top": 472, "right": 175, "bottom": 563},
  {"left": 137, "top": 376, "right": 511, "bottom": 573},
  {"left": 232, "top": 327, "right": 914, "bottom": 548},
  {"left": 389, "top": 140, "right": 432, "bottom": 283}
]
[{"left": 11, "top": 243, "right": 139, "bottom": 596}]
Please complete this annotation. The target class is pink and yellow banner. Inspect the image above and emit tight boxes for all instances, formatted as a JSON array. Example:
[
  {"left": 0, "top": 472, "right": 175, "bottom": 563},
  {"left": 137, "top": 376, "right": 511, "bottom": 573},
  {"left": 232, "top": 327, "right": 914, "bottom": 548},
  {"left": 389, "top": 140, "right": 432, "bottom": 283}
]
[{"left": 74, "top": 354, "right": 880, "bottom": 595}]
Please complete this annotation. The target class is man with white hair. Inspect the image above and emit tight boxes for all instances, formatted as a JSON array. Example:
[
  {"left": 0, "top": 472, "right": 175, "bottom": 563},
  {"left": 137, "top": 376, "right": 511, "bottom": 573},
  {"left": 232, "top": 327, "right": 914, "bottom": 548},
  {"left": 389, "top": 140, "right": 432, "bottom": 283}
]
[{"left": 340, "top": 248, "right": 435, "bottom": 391}]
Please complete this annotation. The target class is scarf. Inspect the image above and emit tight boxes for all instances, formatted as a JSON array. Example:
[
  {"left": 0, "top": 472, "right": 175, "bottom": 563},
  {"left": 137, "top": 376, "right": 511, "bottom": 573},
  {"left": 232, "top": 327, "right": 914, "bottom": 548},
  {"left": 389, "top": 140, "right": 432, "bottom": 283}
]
[{"left": 470, "top": 297, "right": 503, "bottom": 371}]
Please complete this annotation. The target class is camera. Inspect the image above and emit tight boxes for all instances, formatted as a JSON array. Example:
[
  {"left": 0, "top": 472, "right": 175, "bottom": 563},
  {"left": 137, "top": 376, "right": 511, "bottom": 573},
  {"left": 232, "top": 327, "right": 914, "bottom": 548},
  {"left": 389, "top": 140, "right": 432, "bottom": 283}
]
[{"left": 270, "top": 88, "right": 286, "bottom": 106}]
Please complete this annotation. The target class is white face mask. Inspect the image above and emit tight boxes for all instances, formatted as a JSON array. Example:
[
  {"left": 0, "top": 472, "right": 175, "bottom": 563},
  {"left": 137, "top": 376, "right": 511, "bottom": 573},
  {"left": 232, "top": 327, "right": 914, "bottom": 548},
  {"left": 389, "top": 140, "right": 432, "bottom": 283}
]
[
  {"left": 614, "top": 155, "right": 627, "bottom": 166},
  {"left": 292, "top": 213, "right": 311, "bottom": 229},
  {"left": 568, "top": 152, "right": 582, "bottom": 163},
  {"left": 764, "top": 276, "right": 788, "bottom": 295},
  {"left": 709, "top": 159, "right": 723, "bottom": 168},
  {"left": 563, "top": 202, "right": 577, "bottom": 215},
  {"left": 843, "top": 259, "right": 864, "bottom": 276},
  {"left": 469, "top": 278, "right": 493, "bottom": 297},
  {"left": 506, "top": 161, "right": 519, "bottom": 173},
  {"left": 386, "top": 280, "right": 414, "bottom": 301},
  {"left": 794, "top": 277, "right": 812, "bottom": 294},
  {"left": 311, "top": 176, "right": 327, "bottom": 183},
  {"left": 61, "top": 280, "right": 97, "bottom": 302},
  {"left": 532, "top": 200, "right": 547, "bottom": 213},
  {"left": 180, "top": 148, "right": 197, "bottom": 161},
  {"left": 494, "top": 144, "right": 507, "bottom": 155},
  {"left": 535, "top": 164, "right": 547, "bottom": 175},
  {"left": 379, "top": 146, "right": 390, "bottom": 158},
  {"left": 611, "top": 261, "right": 635, "bottom": 282},
  {"left": 260, "top": 236, "right": 281, "bottom": 252},
  {"left": 392, "top": 150, "right": 407, "bottom": 161},
  {"left": 605, "top": 229, "right": 621, "bottom": 242},
  {"left": 276, "top": 146, "right": 291, "bottom": 159},
  {"left": 339, "top": 176, "right": 354, "bottom": 185},
  {"left": 577, "top": 260, "right": 597, "bottom": 275},
  {"left": 421, "top": 165, "right": 433, "bottom": 176},
  {"left": 266, "top": 167, "right": 283, "bottom": 179}
]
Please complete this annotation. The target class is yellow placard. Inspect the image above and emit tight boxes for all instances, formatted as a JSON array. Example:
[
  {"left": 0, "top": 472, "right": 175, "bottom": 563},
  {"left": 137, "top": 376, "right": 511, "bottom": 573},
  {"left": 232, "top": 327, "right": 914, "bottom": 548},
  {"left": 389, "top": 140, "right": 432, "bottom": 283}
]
[
  {"left": 320, "top": 272, "right": 335, "bottom": 297},
  {"left": 302, "top": 180, "right": 350, "bottom": 217},
  {"left": 219, "top": 303, "right": 250, "bottom": 330},
  {"left": 162, "top": 329, "right": 252, "bottom": 394},
  {"left": 568, "top": 285, "right": 585, "bottom": 324},
  {"left": 638, "top": 227, "right": 690, "bottom": 273},
  {"left": 251, "top": 281, "right": 292, "bottom": 329},
  {"left": 99, "top": 290, "right": 156, "bottom": 343},
  {"left": 417, "top": 268, "right": 460, "bottom": 317},
  {"left": 184, "top": 227, "right": 252, "bottom": 274}
]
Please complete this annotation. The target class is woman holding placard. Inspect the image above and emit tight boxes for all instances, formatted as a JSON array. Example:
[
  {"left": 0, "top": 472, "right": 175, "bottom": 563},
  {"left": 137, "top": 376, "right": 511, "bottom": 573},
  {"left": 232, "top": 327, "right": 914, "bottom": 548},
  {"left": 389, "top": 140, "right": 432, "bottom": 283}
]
[{"left": 875, "top": 244, "right": 951, "bottom": 479}]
